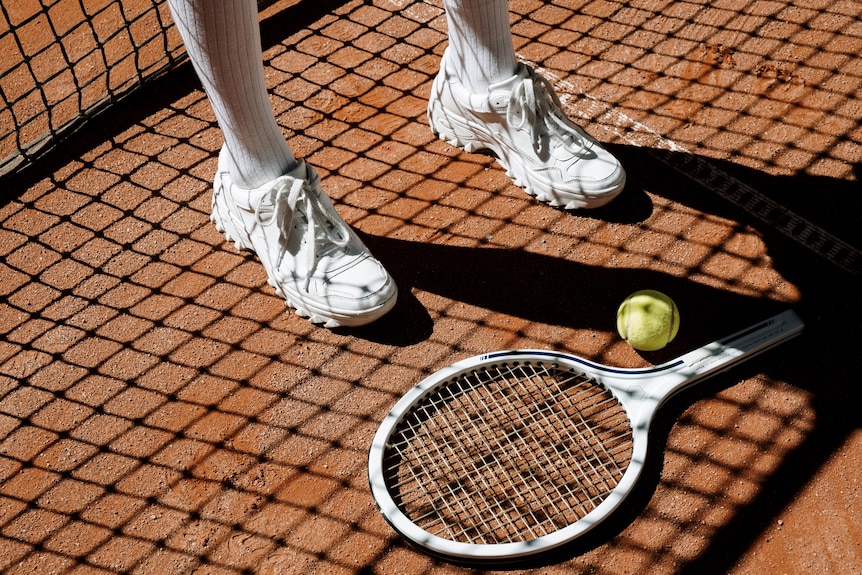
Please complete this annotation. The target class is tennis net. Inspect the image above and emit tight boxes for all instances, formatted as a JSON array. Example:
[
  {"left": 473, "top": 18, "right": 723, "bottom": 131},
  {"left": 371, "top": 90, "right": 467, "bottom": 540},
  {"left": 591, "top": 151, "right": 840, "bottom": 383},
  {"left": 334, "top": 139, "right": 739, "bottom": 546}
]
[
  {"left": 0, "top": 0, "right": 190, "bottom": 178},
  {"left": 0, "top": 0, "right": 283, "bottom": 179}
]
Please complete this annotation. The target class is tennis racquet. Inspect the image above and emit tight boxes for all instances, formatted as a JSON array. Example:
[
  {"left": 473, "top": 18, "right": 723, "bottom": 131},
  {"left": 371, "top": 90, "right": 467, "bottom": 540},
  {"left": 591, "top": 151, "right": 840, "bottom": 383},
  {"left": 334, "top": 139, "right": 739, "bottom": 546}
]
[{"left": 368, "top": 310, "right": 803, "bottom": 563}]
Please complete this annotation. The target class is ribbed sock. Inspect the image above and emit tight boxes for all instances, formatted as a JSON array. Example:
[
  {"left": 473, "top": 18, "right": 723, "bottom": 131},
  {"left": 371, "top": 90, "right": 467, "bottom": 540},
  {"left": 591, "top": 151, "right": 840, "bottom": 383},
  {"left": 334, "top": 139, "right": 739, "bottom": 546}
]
[
  {"left": 168, "top": 0, "right": 296, "bottom": 189},
  {"left": 442, "top": 0, "right": 518, "bottom": 94}
]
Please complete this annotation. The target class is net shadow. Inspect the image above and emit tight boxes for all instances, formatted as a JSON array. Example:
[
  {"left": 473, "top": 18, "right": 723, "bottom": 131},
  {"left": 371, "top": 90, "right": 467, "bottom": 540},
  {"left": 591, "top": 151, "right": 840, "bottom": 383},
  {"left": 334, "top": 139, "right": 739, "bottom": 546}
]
[{"left": 0, "top": 0, "right": 860, "bottom": 574}]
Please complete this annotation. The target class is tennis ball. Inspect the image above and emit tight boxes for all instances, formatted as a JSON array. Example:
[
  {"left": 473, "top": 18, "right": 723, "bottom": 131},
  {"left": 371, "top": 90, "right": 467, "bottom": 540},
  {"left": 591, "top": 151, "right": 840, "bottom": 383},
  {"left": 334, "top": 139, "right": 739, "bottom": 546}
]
[{"left": 617, "top": 290, "right": 680, "bottom": 351}]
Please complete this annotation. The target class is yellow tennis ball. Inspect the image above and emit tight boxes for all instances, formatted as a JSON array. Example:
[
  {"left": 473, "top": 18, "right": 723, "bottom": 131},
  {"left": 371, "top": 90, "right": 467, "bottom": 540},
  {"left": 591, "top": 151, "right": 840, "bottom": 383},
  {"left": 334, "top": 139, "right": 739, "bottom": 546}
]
[{"left": 617, "top": 290, "right": 680, "bottom": 351}]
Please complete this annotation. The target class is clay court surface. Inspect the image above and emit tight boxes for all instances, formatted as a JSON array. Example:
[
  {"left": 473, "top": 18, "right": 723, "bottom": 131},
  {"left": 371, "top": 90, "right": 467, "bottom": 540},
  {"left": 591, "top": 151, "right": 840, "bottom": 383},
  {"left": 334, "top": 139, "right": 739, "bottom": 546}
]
[{"left": 1, "top": 0, "right": 861, "bottom": 573}]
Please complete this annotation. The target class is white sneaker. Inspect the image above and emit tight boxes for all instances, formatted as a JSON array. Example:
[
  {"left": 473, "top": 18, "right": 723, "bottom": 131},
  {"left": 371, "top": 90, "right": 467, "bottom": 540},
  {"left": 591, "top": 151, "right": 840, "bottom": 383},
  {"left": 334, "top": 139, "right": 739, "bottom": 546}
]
[
  {"left": 428, "top": 51, "right": 626, "bottom": 209},
  {"left": 210, "top": 149, "right": 397, "bottom": 327}
]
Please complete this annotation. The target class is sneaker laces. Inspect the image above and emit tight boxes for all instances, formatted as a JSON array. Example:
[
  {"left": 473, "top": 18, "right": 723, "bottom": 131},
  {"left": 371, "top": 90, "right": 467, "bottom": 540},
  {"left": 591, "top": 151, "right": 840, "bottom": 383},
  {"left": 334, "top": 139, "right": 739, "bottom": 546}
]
[
  {"left": 255, "top": 176, "right": 351, "bottom": 290},
  {"left": 507, "top": 67, "right": 590, "bottom": 157}
]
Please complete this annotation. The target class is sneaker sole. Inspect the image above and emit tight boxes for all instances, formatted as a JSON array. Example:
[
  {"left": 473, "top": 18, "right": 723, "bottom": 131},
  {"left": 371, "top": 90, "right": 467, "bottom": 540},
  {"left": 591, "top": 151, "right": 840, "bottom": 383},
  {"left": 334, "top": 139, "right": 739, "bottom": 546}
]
[
  {"left": 428, "top": 91, "right": 624, "bottom": 210},
  {"left": 210, "top": 189, "right": 396, "bottom": 328}
]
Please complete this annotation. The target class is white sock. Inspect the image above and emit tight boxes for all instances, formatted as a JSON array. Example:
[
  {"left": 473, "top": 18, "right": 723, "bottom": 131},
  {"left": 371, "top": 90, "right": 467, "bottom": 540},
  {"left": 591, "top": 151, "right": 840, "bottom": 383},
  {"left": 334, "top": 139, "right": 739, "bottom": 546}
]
[
  {"left": 442, "top": 0, "right": 518, "bottom": 94},
  {"left": 168, "top": 0, "right": 296, "bottom": 189}
]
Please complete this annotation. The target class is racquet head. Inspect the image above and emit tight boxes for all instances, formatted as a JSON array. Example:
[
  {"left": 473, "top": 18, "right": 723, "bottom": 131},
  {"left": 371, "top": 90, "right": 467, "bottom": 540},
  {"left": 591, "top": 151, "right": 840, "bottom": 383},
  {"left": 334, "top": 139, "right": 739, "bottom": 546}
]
[{"left": 368, "top": 310, "right": 803, "bottom": 563}]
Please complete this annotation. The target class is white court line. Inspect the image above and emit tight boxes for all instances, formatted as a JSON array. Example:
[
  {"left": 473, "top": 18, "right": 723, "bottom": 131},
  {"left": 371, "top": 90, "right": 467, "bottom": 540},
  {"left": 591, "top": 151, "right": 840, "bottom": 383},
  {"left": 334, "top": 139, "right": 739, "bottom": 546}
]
[{"left": 533, "top": 64, "right": 861, "bottom": 276}]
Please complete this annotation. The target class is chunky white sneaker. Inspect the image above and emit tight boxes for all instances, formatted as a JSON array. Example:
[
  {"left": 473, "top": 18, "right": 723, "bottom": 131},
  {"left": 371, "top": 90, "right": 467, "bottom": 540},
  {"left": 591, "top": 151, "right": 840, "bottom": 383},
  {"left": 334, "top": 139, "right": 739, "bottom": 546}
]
[
  {"left": 210, "top": 149, "right": 397, "bottom": 327},
  {"left": 428, "top": 51, "right": 626, "bottom": 209}
]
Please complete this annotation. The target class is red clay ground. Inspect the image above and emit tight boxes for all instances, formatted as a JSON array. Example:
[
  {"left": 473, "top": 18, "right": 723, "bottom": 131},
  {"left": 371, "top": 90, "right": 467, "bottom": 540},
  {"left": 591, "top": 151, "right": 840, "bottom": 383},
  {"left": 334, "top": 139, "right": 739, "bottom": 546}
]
[{"left": 1, "top": 0, "right": 861, "bottom": 574}]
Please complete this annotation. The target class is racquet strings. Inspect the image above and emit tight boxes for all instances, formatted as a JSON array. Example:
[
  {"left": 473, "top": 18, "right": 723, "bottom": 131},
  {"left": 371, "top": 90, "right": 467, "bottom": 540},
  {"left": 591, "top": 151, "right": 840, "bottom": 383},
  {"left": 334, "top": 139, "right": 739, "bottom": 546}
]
[{"left": 382, "top": 361, "right": 634, "bottom": 545}]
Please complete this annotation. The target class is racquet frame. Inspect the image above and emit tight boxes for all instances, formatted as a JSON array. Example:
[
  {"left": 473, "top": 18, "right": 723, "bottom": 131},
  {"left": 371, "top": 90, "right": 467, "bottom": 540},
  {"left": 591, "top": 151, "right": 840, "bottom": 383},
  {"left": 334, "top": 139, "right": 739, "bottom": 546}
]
[{"left": 368, "top": 310, "right": 804, "bottom": 563}]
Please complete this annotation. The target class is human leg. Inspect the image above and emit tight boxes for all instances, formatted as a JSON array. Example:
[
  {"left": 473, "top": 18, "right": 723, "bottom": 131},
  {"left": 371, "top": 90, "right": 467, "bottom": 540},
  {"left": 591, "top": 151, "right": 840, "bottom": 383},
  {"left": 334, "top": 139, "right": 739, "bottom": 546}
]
[
  {"left": 440, "top": 0, "right": 518, "bottom": 93},
  {"left": 167, "top": 0, "right": 295, "bottom": 189},
  {"left": 167, "top": 0, "right": 397, "bottom": 326},
  {"left": 431, "top": 0, "right": 626, "bottom": 209}
]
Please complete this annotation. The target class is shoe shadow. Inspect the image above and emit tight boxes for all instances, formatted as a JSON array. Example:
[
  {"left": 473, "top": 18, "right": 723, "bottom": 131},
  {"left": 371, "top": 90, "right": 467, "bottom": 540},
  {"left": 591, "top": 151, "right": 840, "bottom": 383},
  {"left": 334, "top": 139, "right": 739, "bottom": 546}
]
[
  {"left": 347, "top": 140, "right": 857, "bottom": 347},
  {"left": 350, "top": 139, "right": 860, "bottom": 349},
  {"left": 354, "top": 230, "right": 791, "bottom": 356}
]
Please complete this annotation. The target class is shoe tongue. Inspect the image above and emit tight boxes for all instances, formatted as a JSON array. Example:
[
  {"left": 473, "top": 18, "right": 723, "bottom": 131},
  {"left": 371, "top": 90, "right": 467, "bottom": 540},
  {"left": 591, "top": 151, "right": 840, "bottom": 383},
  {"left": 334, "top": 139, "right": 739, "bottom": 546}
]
[
  {"left": 243, "top": 174, "right": 292, "bottom": 213},
  {"left": 488, "top": 68, "right": 523, "bottom": 92},
  {"left": 248, "top": 160, "right": 312, "bottom": 207},
  {"left": 284, "top": 160, "right": 307, "bottom": 180}
]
